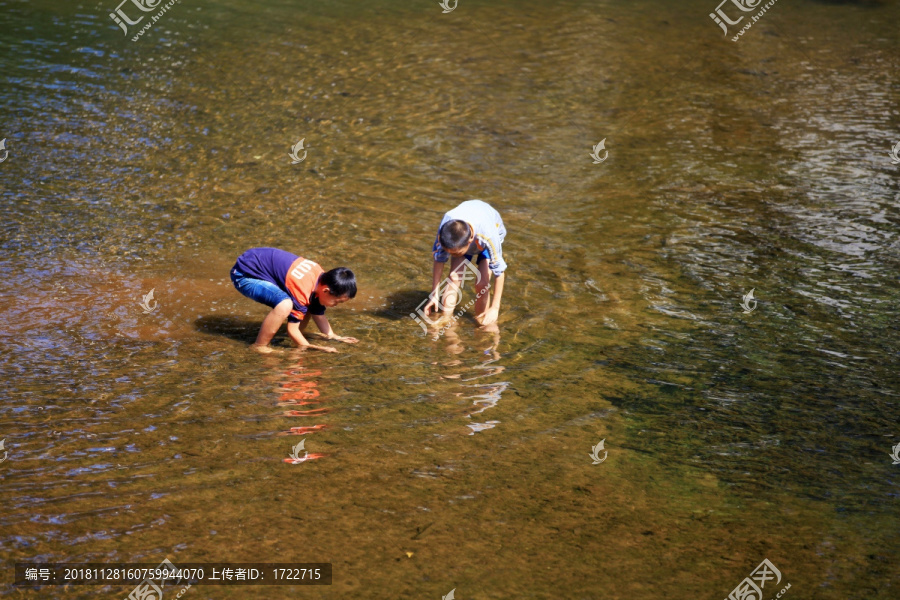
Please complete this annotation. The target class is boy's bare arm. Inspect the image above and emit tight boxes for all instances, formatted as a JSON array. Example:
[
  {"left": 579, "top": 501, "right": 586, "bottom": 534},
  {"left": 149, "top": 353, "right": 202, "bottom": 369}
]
[
  {"left": 424, "top": 260, "right": 445, "bottom": 315},
  {"left": 431, "top": 259, "right": 445, "bottom": 292},
  {"left": 311, "top": 314, "right": 358, "bottom": 344},
  {"left": 286, "top": 320, "right": 338, "bottom": 353},
  {"left": 490, "top": 272, "right": 505, "bottom": 310},
  {"left": 298, "top": 312, "right": 312, "bottom": 332}
]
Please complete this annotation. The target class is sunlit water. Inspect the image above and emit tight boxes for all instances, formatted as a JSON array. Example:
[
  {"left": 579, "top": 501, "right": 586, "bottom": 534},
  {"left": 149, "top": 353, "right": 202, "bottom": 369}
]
[{"left": 1, "top": 0, "right": 898, "bottom": 597}]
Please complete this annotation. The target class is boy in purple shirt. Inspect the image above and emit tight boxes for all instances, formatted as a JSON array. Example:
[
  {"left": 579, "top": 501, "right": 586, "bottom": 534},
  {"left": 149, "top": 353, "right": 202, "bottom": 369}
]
[{"left": 231, "top": 247, "right": 358, "bottom": 354}]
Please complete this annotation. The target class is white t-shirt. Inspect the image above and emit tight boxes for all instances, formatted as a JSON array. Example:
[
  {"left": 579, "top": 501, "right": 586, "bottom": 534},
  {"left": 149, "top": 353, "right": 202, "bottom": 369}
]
[{"left": 432, "top": 200, "right": 507, "bottom": 276}]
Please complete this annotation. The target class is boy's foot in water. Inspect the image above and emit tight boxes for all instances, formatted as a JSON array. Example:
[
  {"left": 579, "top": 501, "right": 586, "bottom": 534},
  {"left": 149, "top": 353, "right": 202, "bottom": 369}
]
[{"left": 250, "top": 343, "right": 278, "bottom": 355}]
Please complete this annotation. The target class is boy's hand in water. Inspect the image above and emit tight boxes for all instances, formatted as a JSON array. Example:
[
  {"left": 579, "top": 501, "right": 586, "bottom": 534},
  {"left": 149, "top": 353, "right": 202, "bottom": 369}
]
[
  {"left": 422, "top": 296, "right": 440, "bottom": 316},
  {"left": 476, "top": 307, "right": 499, "bottom": 326},
  {"left": 328, "top": 334, "right": 358, "bottom": 344},
  {"left": 306, "top": 344, "right": 338, "bottom": 353}
]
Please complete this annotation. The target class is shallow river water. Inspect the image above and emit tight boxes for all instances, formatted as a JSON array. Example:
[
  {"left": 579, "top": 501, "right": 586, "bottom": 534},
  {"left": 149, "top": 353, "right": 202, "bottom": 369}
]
[{"left": 1, "top": 0, "right": 898, "bottom": 598}]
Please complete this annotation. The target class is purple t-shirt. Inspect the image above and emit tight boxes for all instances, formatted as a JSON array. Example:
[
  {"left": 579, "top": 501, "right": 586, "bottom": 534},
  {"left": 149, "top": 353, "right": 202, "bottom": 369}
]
[{"left": 233, "top": 247, "right": 325, "bottom": 321}]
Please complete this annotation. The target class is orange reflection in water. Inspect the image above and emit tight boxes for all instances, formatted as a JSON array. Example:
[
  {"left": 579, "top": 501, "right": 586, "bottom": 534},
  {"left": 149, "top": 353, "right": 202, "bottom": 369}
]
[
  {"left": 276, "top": 424, "right": 328, "bottom": 437},
  {"left": 273, "top": 366, "right": 329, "bottom": 462}
]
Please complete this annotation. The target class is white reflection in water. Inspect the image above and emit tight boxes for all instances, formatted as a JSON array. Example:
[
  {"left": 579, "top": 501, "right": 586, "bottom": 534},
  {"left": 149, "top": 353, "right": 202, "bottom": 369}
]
[{"left": 467, "top": 421, "right": 501, "bottom": 435}]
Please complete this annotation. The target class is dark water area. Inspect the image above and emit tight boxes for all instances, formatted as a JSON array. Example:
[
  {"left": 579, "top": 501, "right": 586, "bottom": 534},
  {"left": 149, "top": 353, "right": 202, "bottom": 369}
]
[{"left": 1, "top": 0, "right": 898, "bottom": 598}]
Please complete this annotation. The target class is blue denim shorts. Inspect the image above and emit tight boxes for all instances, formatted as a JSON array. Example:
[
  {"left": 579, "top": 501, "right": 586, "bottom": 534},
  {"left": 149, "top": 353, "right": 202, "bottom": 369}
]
[{"left": 231, "top": 266, "right": 292, "bottom": 308}]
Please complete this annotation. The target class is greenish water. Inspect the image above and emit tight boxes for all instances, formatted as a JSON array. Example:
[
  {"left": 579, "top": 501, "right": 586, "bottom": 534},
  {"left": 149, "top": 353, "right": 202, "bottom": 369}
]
[{"left": 1, "top": 0, "right": 898, "bottom": 598}]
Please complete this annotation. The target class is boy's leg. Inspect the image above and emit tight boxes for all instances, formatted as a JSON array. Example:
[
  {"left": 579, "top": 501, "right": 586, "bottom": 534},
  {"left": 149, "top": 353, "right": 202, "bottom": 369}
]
[
  {"left": 441, "top": 255, "right": 467, "bottom": 315},
  {"left": 254, "top": 298, "right": 294, "bottom": 347},
  {"left": 231, "top": 270, "right": 295, "bottom": 350},
  {"left": 472, "top": 257, "right": 492, "bottom": 317}
]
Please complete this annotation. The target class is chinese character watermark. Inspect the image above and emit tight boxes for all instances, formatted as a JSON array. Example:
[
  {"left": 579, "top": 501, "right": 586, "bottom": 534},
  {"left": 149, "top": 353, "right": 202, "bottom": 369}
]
[
  {"left": 410, "top": 259, "right": 485, "bottom": 338},
  {"left": 125, "top": 558, "right": 190, "bottom": 600},
  {"left": 724, "top": 558, "right": 790, "bottom": 600},
  {"left": 24, "top": 567, "right": 51, "bottom": 581},
  {"left": 109, "top": 0, "right": 186, "bottom": 42},
  {"left": 709, "top": 0, "right": 780, "bottom": 42}
]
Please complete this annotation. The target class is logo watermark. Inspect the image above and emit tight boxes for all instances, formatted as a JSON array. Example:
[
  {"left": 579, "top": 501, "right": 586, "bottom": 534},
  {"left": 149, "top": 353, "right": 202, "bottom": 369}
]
[
  {"left": 890, "top": 141, "right": 900, "bottom": 165},
  {"left": 741, "top": 288, "right": 757, "bottom": 314},
  {"left": 289, "top": 139, "right": 307, "bottom": 164},
  {"left": 724, "top": 558, "right": 789, "bottom": 600},
  {"left": 140, "top": 289, "right": 159, "bottom": 313},
  {"left": 590, "top": 139, "right": 608, "bottom": 163},
  {"left": 290, "top": 440, "right": 307, "bottom": 461},
  {"left": 284, "top": 439, "right": 322, "bottom": 464},
  {"left": 410, "top": 259, "right": 484, "bottom": 336},
  {"left": 438, "top": 0, "right": 457, "bottom": 13},
  {"left": 0, "top": 139, "right": 8, "bottom": 163},
  {"left": 109, "top": 0, "right": 185, "bottom": 42},
  {"left": 890, "top": 442, "right": 900, "bottom": 465},
  {"left": 0, "top": 439, "right": 7, "bottom": 463},
  {"left": 442, "top": 588, "right": 456, "bottom": 600},
  {"left": 710, "top": 0, "right": 780, "bottom": 41},
  {"left": 589, "top": 439, "right": 607, "bottom": 464}
]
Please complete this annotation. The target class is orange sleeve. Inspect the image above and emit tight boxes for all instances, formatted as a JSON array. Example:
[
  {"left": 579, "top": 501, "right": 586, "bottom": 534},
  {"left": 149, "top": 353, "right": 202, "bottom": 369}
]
[{"left": 284, "top": 258, "right": 324, "bottom": 321}]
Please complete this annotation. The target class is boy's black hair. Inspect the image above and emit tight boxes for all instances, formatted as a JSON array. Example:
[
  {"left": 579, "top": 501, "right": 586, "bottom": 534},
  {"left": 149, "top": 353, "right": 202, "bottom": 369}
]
[
  {"left": 321, "top": 267, "right": 357, "bottom": 299},
  {"left": 439, "top": 220, "right": 472, "bottom": 251}
]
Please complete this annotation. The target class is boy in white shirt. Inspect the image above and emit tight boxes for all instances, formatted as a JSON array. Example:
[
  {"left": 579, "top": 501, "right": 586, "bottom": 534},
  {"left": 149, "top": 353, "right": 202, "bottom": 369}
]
[{"left": 423, "top": 200, "right": 507, "bottom": 326}]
